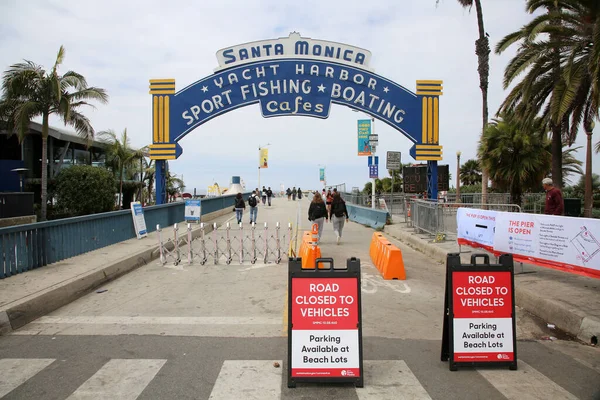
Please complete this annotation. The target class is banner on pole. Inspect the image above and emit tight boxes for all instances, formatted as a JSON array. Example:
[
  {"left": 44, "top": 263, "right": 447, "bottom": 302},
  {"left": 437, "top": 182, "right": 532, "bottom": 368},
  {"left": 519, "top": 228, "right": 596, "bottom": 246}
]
[
  {"left": 319, "top": 168, "right": 325, "bottom": 182},
  {"left": 259, "top": 148, "right": 269, "bottom": 168},
  {"left": 357, "top": 120, "right": 372, "bottom": 156}
]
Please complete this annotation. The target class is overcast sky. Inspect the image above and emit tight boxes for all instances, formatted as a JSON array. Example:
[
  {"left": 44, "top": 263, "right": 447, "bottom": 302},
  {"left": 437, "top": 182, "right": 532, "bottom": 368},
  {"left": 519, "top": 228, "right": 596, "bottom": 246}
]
[{"left": 1, "top": 0, "right": 598, "bottom": 194}]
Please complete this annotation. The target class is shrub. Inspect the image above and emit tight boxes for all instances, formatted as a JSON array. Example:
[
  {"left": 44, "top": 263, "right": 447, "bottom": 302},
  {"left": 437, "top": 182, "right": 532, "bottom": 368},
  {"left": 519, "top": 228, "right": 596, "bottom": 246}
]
[{"left": 54, "top": 165, "right": 116, "bottom": 216}]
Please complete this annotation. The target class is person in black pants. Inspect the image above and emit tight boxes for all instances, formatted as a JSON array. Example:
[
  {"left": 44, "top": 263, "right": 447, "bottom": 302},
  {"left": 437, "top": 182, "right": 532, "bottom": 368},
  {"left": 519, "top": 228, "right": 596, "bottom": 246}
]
[
  {"left": 267, "top": 187, "right": 273, "bottom": 206},
  {"left": 308, "top": 192, "right": 328, "bottom": 242}
]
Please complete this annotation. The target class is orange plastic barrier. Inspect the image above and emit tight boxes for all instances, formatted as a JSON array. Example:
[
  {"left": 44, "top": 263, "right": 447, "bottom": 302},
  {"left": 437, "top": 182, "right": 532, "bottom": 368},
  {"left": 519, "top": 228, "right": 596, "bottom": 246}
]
[
  {"left": 299, "top": 227, "right": 323, "bottom": 269},
  {"left": 369, "top": 233, "right": 406, "bottom": 280}
]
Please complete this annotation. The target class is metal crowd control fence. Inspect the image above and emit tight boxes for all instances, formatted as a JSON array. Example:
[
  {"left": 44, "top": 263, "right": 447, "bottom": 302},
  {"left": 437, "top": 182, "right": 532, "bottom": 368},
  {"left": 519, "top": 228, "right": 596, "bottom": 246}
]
[
  {"left": 157, "top": 221, "right": 293, "bottom": 266},
  {"left": 409, "top": 199, "right": 521, "bottom": 240},
  {"left": 0, "top": 193, "right": 247, "bottom": 279}
]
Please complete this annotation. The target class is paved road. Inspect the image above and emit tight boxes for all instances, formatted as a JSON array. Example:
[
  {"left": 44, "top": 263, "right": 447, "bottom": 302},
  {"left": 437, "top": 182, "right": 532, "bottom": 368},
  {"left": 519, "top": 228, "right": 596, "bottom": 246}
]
[{"left": 0, "top": 198, "right": 598, "bottom": 399}]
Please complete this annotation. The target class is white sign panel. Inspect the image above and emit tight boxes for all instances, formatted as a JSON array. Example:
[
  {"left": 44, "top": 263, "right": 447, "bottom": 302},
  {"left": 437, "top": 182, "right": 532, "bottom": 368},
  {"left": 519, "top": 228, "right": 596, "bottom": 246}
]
[
  {"left": 185, "top": 199, "right": 201, "bottom": 222},
  {"left": 291, "top": 330, "right": 359, "bottom": 370},
  {"left": 494, "top": 212, "right": 600, "bottom": 277},
  {"left": 453, "top": 318, "right": 514, "bottom": 354},
  {"left": 130, "top": 202, "right": 148, "bottom": 239},
  {"left": 215, "top": 33, "right": 373, "bottom": 72},
  {"left": 456, "top": 208, "right": 497, "bottom": 251}
]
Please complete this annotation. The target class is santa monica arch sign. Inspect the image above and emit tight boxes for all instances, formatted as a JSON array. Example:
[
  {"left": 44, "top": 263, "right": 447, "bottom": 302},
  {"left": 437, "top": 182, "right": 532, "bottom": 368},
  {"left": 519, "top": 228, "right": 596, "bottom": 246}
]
[{"left": 149, "top": 33, "right": 443, "bottom": 204}]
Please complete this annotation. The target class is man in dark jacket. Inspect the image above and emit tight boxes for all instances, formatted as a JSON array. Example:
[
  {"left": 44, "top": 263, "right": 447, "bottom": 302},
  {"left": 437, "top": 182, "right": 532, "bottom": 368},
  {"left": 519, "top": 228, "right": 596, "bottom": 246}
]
[
  {"left": 267, "top": 187, "right": 273, "bottom": 206},
  {"left": 542, "top": 178, "right": 564, "bottom": 215}
]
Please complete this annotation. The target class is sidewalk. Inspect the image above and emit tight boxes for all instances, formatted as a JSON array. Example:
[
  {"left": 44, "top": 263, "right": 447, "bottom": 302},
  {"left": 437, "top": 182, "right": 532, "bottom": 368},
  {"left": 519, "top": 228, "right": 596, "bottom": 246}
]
[
  {"left": 0, "top": 213, "right": 233, "bottom": 335},
  {"left": 384, "top": 219, "right": 600, "bottom": 345}
]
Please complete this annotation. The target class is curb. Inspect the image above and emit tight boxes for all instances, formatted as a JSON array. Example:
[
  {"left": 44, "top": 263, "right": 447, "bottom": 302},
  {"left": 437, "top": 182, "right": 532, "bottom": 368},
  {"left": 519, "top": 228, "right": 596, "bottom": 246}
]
[
  {"left": 0, "top": 223, "right": 215, "bottom": 336},
  {"left": 384, "top": 225, "right": 600, "bottom": 344}
]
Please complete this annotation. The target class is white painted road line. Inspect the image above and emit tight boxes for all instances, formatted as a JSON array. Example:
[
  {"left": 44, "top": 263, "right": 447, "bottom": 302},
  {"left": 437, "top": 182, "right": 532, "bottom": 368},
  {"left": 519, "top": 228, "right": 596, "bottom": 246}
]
[
  {"left": 209, "top": 360, "right": 282, "bottom": 400},
  {"left": 478, "top": 360, "right": 579, "bottom": 400},
  {"left": 67, "top": 359, "right": 166, "bottom": 400},
  {"left": 35, "top": 316, "right": 281, "bottom": 325},
  {"left": 356, "top": 360, "right": 432, "bottom": 400},
  {"left": 0, "top": 358, "right": 55, "bottom": 398}
]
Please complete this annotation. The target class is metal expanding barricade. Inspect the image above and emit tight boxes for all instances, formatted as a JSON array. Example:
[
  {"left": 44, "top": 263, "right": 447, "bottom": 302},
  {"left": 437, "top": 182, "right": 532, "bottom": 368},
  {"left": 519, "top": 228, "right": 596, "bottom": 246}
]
[
  {"left": 408, "top": 199, "right": 522, "bottom": 240},
  {"left": 157, "top": 222, "right": 292, "bottom": 266}
]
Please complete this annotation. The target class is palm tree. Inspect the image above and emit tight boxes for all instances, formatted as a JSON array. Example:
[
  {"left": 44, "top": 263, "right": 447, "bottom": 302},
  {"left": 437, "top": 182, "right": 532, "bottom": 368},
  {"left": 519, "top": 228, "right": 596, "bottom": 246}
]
[
  {"left": 496, "top": 0, "right": 600, "bottom": 216},
  {"left": 0, "top": 46, "right": 108, "bottom": 220},
  {"left": 560, "top": 145, "right": 584, "bottom": 185},
  {"left": 141, "top": 158, "right": 155, "bottom": 205},
  {"left": 478, "top": 113, "right": 551, "bottom": 205},
  {"left": 100, "top": 128, "right": 144, "bottom": 209},
  {"left": 166, "top": 172, "right": 184, "bottom": 202},
  {"left": 438, "top": 0, "right": 491, "bottom": 202},
  {"left": 459, "top": 159, "right": 482, "bottom": 186}
]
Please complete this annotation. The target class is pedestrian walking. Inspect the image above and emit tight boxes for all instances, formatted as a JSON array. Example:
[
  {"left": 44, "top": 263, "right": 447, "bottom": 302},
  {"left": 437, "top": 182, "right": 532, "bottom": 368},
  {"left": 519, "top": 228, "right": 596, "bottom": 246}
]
[
  {"left": 292, "top": 186, "right": 296, "bottom": 201},
  {"left": 329, "top": 192, "right": 349, "bottom": 245},
  {"left": 267, "top": 187, "right": 273, "bottom": 206},
  {"left": 297, "top": 187, "right": 303, "bottom": 200},
  {"left": 308, "top": 192, "right": 328, "bottom": 242},
  {"left": 325, "top": 189, "right": 333, "bottom": 214},
  {"left": 286, "top": 187, "right": 292, "bottom": 201},
  {"left": 261, "top": 186, "right": 267, "bottom": 205},
  {"left": 233, "top": 192, "right": 245, "bottom": 224},
  {"left": 542, "top": 178, "right": 564, "bottom": 215},
  {"left": 322, "top": 188, "right": 326, "bottom": 197},
  {"left": 247, "top": 190, "right": 259, "bottom": 223}
]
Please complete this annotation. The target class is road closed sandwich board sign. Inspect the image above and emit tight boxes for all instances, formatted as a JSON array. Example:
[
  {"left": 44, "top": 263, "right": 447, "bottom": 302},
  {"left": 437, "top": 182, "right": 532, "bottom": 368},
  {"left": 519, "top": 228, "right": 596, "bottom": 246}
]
[
  {"left": 441, "top": 253, "right": 517, "bottom": 371},
  {"left": 288, "top": 257, "right": 364, "bottom": 388}
]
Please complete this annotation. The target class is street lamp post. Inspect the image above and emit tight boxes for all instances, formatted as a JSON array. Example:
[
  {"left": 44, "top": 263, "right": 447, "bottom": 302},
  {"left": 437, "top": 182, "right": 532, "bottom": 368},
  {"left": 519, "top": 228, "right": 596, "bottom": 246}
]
[
  {"left": 258, "top": 143, "right": 271, "bottom": 191},
  {"left": 370, "top": 117, "right": 376, "bottom": 209},
  {"left": 456, "top": 151, "right": 461, "bottom": 203},
  {"left": 584, "top": 121, "right": 595, "bottom": 218}
]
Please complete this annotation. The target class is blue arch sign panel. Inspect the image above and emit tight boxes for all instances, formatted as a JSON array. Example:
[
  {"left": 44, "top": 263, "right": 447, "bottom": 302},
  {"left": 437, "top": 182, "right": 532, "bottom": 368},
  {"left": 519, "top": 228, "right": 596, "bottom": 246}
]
[{"left": 149, "top": 33, "right": 443, "bottom": 204}]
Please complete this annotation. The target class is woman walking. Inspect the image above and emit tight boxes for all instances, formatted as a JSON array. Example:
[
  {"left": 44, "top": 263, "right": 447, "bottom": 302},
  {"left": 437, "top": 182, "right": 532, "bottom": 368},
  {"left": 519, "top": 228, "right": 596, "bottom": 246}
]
[
  {"left": 329, "top": 192, "right": 349, "bottom": 245},
  {"left": 308, "top": 192, "right": 328, "bottom": 242},
  {"left": 292, "top": 186, "right": 297, "bottom": 201},
  {"left": 233, "top": 193, "right": 245, "bottom": 224},
  {"left": 325, "top": 189, "right": 333, "bottom": 214},
  {"left": 297, "top": 187, "right": 303, "bottom": 200}
]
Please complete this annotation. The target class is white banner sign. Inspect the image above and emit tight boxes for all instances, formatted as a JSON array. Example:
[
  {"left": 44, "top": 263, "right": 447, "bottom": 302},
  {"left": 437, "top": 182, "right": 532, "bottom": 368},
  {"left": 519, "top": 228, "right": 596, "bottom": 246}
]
[
  {"left": 494, "top": 212, "right": 600, "bottom": 277},
  {"left": 130, "top": 202, "right": 148, "bottom": 239},
  {"left": 185, "top": 199, "right": 201, "bottom": 222},
  {"left": 456, "top": 208, "right": 497, "bottom": 251}
]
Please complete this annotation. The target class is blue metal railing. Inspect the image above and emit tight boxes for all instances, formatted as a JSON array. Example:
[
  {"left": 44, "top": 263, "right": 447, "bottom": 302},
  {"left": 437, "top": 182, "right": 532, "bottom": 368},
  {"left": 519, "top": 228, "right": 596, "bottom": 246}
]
[{"left": 0, "top": 193, "right": 246, "bottom": 278}]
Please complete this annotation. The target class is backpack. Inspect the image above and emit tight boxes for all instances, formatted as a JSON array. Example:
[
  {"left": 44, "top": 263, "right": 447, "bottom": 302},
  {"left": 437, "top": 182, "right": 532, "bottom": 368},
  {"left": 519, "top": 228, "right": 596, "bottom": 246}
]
[{"left": 248, "top": 196, "right": 257, "bottom": 207}]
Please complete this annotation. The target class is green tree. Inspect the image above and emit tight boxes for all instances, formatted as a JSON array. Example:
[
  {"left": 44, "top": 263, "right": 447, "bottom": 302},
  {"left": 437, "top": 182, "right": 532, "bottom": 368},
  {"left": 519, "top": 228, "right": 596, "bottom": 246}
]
[
  {"left": 0, "top": 46, "right": 108, "bottom": 220},
  {"left": 496, "top": 0, "right": 600, "bottom": 215},
  {"left": 166, "top": 171, "right": 184, "bottom": 202},
  {"left": 459, "top": 159, "right": 482, "bottom": 186},
  {"left": 560, "top": 145, "right": 584, "bottom": 185},
  {"left": 478, "top": 114, "right": 551, "bottom": 205},
  {"left": 100, "top": 128, "right": 144, "bottom": 208},
  {"left": 54, "top": 165, "right": 115, "bottom": 216},
  {"left": 438, "top": 0, "right": 491, "bottom": 202}
]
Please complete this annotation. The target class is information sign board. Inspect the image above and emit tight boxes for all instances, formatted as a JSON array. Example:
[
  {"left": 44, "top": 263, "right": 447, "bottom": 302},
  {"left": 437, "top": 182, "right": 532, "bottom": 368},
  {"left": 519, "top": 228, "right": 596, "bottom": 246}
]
[
  {"left": 288, "top": 257, "right": 363, "bottom": 388},
  {"left": 441, "top": 253, "right": 517, "bottom": 371},
  {"left": 386, "top": 151, "right": 401, "bottom": 170},
  {"left": 403, "top": 165, "right": 449, "bottom": 193},
  {"left": 130, "top": 202, "right": 148, "bottom": 239},
  {"left": 185, "top": 199, "right": 201, "bottom": 222}
]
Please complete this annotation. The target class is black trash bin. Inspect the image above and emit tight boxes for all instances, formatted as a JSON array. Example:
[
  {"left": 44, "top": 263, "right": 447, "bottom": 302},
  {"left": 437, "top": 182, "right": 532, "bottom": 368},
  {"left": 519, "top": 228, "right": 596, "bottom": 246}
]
[{"left": 563, "top": 198, "right": 581, "bottom": 217}]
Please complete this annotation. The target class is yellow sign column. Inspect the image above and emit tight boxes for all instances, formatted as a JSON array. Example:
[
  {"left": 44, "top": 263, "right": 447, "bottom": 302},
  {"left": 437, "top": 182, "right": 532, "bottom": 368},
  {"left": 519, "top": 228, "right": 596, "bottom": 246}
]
[
  {"left": 415, "top": 80, "right": 443, "bottom": 161},
  {"left": 149, "top": 79, "right": 176, "bottom": 160}
]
